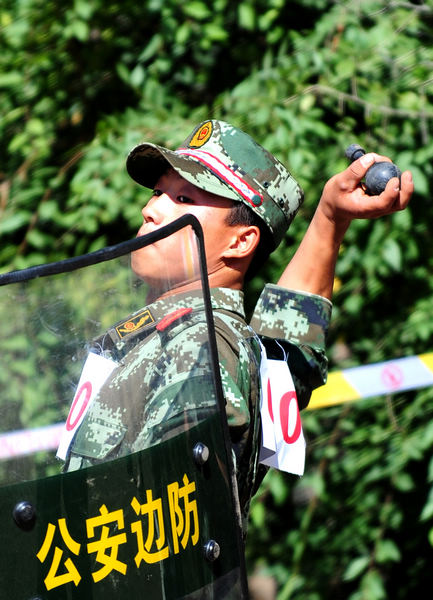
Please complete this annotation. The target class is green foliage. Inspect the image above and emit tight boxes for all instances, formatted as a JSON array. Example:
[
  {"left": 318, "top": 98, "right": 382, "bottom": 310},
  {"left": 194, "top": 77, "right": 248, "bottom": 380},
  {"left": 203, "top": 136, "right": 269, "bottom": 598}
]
[
  {"left": 248, "top": 390, "right": 433, "bottom": 599},
  {"left": 2, "top": 0, "right": 433, "bottom": 597}
]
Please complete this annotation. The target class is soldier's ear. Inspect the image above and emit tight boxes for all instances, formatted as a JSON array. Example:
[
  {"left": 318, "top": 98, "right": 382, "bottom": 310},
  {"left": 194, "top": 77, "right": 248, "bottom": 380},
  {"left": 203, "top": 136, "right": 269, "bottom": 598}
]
[{"left": 222, "top": 225, "right": 260, "bottom": 260}]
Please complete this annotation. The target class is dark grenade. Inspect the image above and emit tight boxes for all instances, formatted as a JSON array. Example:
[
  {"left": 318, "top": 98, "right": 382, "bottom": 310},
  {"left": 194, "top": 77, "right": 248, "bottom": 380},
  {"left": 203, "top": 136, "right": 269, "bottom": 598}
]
[{"left": 345, "top": 143, "right": 401, "bottom": 196}]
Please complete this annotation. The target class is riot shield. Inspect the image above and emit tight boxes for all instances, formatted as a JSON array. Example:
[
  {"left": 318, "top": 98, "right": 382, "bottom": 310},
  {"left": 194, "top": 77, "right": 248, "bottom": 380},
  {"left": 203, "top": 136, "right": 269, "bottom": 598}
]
[{"left": 0, "top": 215, "right": 249, "bottom": 599}]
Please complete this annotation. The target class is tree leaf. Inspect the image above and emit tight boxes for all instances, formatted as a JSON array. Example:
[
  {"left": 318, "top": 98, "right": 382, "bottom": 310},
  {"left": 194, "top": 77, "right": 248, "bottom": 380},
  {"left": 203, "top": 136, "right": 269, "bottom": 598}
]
[{"left": 343, "top": 556, "right": 370, "bottom": 581}]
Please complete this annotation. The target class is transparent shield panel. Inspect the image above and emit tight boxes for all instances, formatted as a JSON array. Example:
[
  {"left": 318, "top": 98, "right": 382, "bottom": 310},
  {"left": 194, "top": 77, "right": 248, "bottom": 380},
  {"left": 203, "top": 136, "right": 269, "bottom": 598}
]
[
  {"left": 0, "top": 253, "right": 140, "bottom": 485},
  {"left": 0, "top": 218, "right": 248, "bottom": 599},
  {"left": 0, "top": 222, "right": 216, "bottom": 485}
]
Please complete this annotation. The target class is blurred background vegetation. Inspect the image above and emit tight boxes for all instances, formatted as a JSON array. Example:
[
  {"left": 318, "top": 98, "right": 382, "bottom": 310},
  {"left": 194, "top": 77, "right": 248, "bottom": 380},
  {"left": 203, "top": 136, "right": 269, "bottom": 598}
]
[{"left": 1, "top": 0, "right": 433, "bottom": 597}]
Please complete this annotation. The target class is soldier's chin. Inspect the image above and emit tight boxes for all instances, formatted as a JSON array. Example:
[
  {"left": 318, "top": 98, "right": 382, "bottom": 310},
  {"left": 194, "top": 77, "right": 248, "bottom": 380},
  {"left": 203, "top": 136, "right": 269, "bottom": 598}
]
[
  {"left": 130, "top": 250, "right": 153, "bottom": 281},
  {"left": 130, "top": 252, "right": 172, "bottom": 292}
]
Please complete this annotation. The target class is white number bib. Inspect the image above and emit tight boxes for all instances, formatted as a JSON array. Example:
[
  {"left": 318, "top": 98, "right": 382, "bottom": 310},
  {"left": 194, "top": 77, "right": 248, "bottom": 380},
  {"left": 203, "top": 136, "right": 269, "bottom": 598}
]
[
  {"left": 57, "top": 352, "right": 118, "bottom": 460},
  {"left": 259, "top": 343, "right": 306, "bottom": 476}
]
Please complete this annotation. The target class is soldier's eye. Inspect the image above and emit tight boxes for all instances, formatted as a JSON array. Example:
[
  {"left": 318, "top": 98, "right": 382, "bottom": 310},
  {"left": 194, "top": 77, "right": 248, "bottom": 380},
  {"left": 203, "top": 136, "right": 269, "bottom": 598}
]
[
  {"left": 177, "top": 195, "right": 194, "bottom": 204},
  {"left": 152, "top": 189, "right": 163, "bottom": 197}
]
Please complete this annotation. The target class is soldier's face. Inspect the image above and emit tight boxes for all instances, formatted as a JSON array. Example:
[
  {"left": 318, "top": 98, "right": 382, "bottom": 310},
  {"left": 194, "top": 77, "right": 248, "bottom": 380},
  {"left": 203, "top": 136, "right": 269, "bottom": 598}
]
[{"left": 131, "top": 169, "right": 237, "bottom": 289}]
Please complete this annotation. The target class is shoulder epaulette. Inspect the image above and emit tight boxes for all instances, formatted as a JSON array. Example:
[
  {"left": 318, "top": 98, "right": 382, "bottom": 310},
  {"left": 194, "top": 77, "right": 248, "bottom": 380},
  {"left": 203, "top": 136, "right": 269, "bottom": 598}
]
[{"left": 156, "top": 307, "right": 193, "bottom": 331}]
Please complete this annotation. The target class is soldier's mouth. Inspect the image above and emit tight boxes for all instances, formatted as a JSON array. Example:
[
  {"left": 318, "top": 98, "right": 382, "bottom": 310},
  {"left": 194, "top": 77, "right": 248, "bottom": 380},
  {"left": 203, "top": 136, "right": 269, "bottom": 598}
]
[{"left": 136, "top": 224, "right": 157, "bottom": 237}]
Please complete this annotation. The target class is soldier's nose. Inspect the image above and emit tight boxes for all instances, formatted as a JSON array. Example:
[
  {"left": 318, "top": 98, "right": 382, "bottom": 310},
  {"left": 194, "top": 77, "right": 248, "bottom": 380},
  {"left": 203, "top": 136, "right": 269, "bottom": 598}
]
[{"left": 141, "top": 204, "right": 155, "bottom": 223}]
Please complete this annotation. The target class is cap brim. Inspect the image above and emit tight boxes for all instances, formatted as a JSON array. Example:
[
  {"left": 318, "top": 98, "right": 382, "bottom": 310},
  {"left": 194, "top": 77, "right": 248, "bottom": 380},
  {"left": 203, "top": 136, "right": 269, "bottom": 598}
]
[{"left": 126, "top": 143, "right": 239, "bottom": 201}]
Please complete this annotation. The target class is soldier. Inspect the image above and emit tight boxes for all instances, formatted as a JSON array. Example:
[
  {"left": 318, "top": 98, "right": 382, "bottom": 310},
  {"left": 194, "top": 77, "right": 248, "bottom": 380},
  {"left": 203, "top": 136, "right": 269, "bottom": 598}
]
[{"left": 64, "top": 120, "right": 413, "bottom": 528}]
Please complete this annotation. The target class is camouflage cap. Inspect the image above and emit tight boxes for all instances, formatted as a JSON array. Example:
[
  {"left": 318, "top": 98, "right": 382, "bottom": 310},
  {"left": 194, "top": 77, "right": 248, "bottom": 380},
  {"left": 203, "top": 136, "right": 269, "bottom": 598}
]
[{"left": 126, "top": 120, "right": 304, "bottom": 249}]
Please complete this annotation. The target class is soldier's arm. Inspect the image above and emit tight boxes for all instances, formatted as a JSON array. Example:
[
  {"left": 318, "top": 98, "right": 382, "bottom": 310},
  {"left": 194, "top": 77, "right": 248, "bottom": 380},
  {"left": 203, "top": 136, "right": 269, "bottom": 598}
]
[
  {"left": 278, "top": 154, "right": 413, "bottom": 300},
  {"left": 250, "top": 286, "right": 330, "bottom": 409}
]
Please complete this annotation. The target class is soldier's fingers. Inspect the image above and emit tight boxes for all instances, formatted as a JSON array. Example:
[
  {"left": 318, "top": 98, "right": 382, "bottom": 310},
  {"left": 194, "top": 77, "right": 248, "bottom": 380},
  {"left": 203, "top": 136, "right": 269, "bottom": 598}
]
[
  {"left": 347, "top": 153, "right": 393, "bottom": 186},
  {"left": 368, "top": 170, "right": 413, "bottom": 216},
  {"left": 391, "top": 170, "right": 413, "bottom": 211},
  {"left": 378, "top": 177, "right": 401, "bottom": 210},
  {"left": 334, "top": 153, "right": 387, "bottom": 192}
]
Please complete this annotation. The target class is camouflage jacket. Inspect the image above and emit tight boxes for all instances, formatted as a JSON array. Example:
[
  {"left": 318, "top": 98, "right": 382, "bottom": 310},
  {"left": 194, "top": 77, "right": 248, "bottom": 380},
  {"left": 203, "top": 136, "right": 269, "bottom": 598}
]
[{"left": 65, "top": 285, "right": 331, "bottom": 523}]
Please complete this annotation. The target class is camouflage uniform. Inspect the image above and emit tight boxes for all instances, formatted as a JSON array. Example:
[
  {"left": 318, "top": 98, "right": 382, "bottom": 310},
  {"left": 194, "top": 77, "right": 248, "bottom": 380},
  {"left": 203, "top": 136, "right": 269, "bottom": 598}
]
[
  {"left": 65, "top": 119, "right": 332, "bottom": 525},
  {"left": 65, "top": 285, "right": 330, "bottom": 523}
]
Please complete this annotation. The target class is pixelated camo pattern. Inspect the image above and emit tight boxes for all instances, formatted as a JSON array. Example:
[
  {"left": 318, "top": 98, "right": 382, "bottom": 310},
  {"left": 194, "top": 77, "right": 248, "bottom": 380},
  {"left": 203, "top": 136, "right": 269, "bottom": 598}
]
[
  {"left": 66, "top": 285, "right": 330, "bottom": 519},
  {"left": 181, "top": 121, "right": 304, "bottom": 248},
  {"left": 250, "top": 284, "right": 331, "bottom": 410}
]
